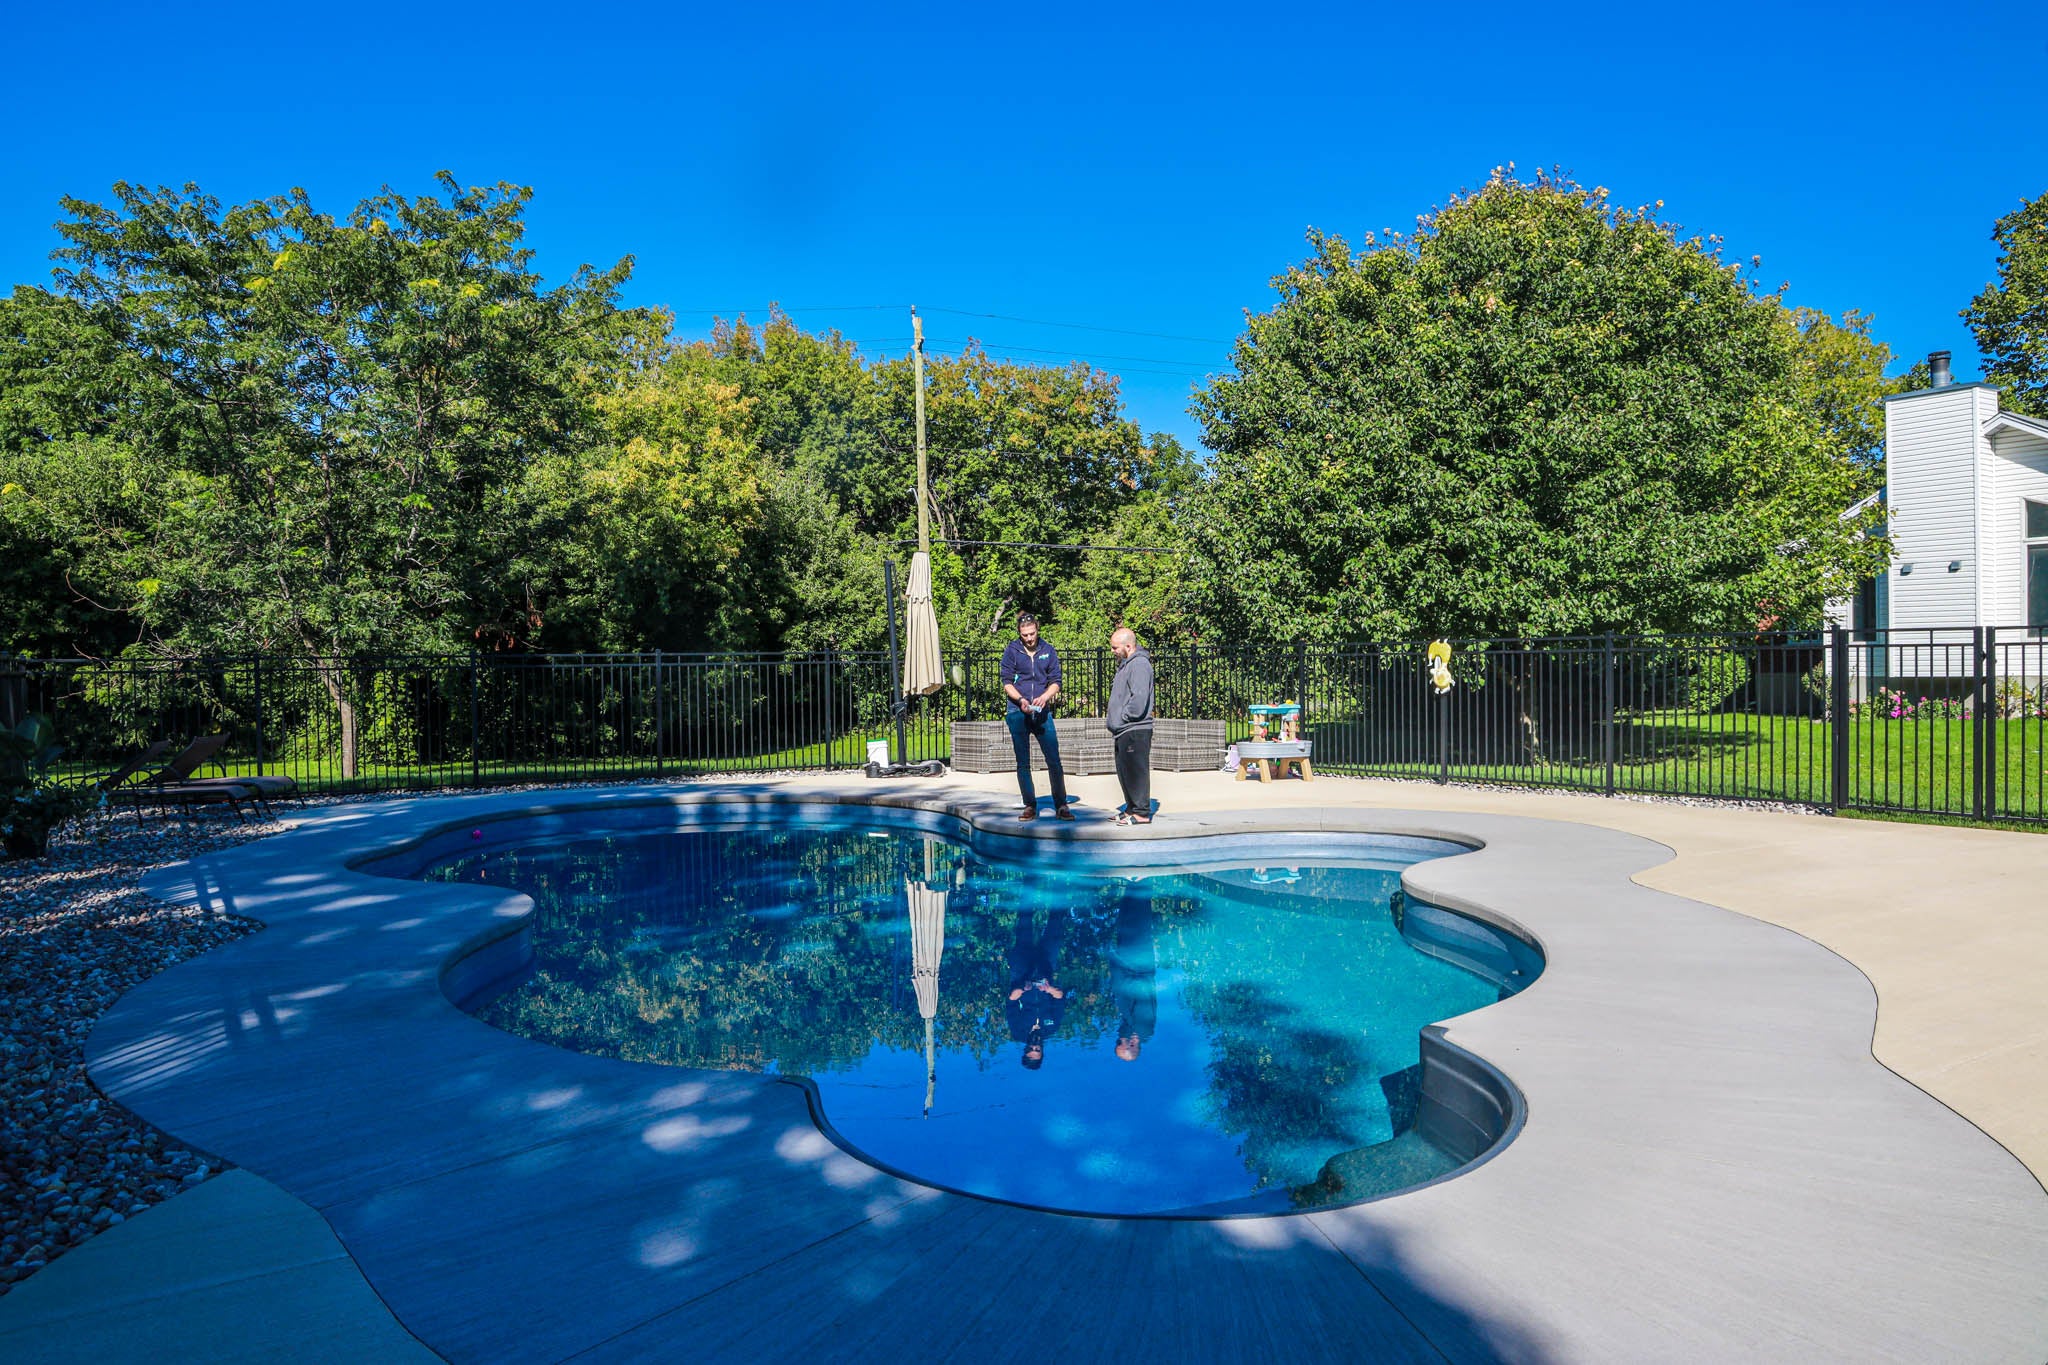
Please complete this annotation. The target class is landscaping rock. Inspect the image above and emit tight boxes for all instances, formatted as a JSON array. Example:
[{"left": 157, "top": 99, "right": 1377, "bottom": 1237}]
[{"left": 0, "top": 808, "right": 293, "bottom": 1297}]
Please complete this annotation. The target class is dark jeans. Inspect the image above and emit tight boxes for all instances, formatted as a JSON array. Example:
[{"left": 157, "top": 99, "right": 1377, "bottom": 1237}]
[
  {"left": 1114, "top": 728, "right": 1152, "bottom": 818},
  {"left": 1005, "top": 707, "right": 1069, "bottom": 810}
]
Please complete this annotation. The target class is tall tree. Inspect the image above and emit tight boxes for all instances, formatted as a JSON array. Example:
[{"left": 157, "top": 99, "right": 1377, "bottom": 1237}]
[
  {"left": 0, "top": 289, "right": 136, "bottom": 655},
  {"left": 672, "top": 311, "right": 1164, "bottom": 650},
  {"left": 1189, "top": 170, "right": 1888, "bottom": 643},
  {"left": 1964, "top": 189, "right": 2048, "bottom": 417},
  {"left": 2, "top": 174, "right": 636, "bottom": 769},
  {"left": 1789, "top": 308, "right": 1894, "bottom": 470},
  {"left": 1048, "top": 433, "right": 1201, "bottom": 647},
  {"left": 524, "top": 325, "right": 885, "bottom": 654}
]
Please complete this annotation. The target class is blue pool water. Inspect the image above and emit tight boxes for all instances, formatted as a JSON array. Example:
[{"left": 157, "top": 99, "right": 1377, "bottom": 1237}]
[{"left": 421, "top": 819, "right": 1533, "bottom": 1215}]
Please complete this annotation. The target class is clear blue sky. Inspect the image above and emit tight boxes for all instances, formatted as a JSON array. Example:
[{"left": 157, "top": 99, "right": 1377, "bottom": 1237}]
[{"left": 6, "top": 2, "right": 2043, "bottom": 451}]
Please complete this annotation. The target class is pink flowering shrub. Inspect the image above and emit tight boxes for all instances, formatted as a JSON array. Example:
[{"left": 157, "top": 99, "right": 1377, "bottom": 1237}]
[{"left": 1848, "top": 687, "right": 1970, "bottom": 721}]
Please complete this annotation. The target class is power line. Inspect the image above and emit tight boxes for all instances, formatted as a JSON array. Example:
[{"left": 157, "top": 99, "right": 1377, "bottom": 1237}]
[
  {"left": 895, "top": 538, "right": 1176, "bottom": 555},
  {"left": 958, "top": 356, "right": 1217, "bottom": 381},
  {"left": 923, "top": 307, "right": 1230, "bottom": 345},
  {"left": 672, "top": 303, "right": 907, "bottom": 314},
  {"left": 667, "top": 302, "right": 1236, "bottom": 346},
  {"left": 921, "top": 335, "right": 1217, "bottom": 370}
]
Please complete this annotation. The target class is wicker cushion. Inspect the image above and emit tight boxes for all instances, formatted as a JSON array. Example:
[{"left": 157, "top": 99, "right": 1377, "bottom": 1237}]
[{"left": 949, "top": 717, "right": 1227, "bottom": 773}]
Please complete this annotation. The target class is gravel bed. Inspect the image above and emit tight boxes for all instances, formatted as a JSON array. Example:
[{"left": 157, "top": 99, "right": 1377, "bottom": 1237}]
[{"left": 0, "top": 808, "right": 302, "bottom": 1295}]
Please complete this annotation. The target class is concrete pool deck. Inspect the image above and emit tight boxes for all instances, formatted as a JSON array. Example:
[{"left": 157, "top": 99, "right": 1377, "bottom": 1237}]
[{"left": 5, "top": 771, "right": 2047, "bottom": 1362}]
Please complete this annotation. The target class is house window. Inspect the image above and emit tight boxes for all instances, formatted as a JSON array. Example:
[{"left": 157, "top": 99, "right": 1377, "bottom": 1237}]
[
  {"left": 2030, "top": 500, "right": 2048, "bottom": 636},
  {"left": 1852, "top": 576, "right": 1879, "bottom": 641}
]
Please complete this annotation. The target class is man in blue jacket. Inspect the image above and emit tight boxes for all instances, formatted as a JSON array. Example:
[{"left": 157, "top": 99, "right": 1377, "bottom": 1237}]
[{"left": 1000, "top": 613, "right": 1073, "bottom": 821}]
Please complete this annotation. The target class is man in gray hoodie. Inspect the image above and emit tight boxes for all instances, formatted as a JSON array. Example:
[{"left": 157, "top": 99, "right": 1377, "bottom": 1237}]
[{"left": 1107, "top": 627, "right": 1155, "bottom": 824}]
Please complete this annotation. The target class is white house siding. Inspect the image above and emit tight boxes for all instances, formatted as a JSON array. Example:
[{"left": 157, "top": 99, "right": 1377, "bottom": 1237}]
[
  {"left": 1986, "top": 425, "right": 2048, "bottom": 629},
  {"left": 1882, "top": 386, "right": 1992, "bottom": 678}
]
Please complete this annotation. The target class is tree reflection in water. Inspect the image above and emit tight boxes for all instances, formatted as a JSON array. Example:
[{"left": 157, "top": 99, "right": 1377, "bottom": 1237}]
[{"left": 436, "top": 828, "right": 1502, "bottom": 1212}]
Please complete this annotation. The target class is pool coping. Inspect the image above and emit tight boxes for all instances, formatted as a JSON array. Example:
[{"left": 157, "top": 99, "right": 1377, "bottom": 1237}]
[{"left": 78, "top": 779, "right": 2048, "bottom": 1361}]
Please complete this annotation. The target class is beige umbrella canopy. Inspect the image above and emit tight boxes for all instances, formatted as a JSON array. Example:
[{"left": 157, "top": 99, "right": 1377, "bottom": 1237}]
[
  {"left": 907, "top": 843, "right": 948, "bottom": 1117},
  {"left": 901, "top": 551, "right": 944, "bottom": 699}
]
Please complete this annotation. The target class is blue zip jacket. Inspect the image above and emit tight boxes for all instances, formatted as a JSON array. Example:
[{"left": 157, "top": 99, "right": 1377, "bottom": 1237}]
[{"left": 1000, "top": 638, "right": 1062, "bottom": 712}]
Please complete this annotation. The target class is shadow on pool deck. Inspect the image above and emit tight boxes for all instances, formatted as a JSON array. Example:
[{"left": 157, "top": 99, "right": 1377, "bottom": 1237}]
[
  {"left": 80, "top": 917, "right": 1562, "bottom": 1360},
  {"left": 31, "top": 778, "right": 2048, "bottom": 1361}
]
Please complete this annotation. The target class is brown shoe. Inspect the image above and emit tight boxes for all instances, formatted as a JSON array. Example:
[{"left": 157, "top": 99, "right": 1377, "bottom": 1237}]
[
  {"left": 1016, "top": 808, "right": 1038, "bottom": 822},
  {"left": 1053, "top": 805, "right": 1075, "bottom": 821}
]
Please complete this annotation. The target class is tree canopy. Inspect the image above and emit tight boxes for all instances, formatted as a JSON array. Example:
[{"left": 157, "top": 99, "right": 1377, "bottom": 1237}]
[
  {"left": 8, "top": 166, "right": 1997, "bottom": 668},
  {"left": 2, "top": 174, "right": 639, "bottom": 659},
  {"left": 1186, "top": 171, "right": 1889, "bottom": 643},
  {"left": 1965, "top": 188, "right": 2048, "bottom": 418},
  {"left": 0, "top": 181, "right": 1169, "bottom": 662}
]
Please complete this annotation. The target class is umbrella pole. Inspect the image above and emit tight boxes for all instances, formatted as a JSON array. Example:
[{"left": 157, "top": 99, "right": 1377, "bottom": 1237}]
[
  {"left": 924, "top": 1017, "right": 935, "bottom": 1118},
  {"left": 883, "top": 557, "right": 906, "bottom": 766}
]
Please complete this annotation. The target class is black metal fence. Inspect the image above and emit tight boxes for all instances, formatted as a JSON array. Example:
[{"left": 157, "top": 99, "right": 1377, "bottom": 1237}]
[{"left": 4, "top": 627, "right": 2044, "bottom": 825}]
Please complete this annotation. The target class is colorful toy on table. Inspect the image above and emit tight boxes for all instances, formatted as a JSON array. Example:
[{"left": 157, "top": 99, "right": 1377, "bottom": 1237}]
[{"left": 1236, "top": 702, "right": 1312, "bottom": 784}]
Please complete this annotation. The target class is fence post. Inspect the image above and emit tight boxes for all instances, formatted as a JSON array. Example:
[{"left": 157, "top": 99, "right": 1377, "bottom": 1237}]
[
  {"left": 1974, "top": 627, "right": 1994, "bottom": 821},
  {"left": 1829, "top": 627, "right": 1850, "bottom": 811},
  {"left": 1436, "top": 682, "right": 1449, "bottom": 785},
  {"left": 1601, "top": 633, "right": 1615, "bottom": 796},
  {"left": 652, "top": 650, "right": 665, "bottom": 779},
  {"left": 823, "top": 648, "right": 837, "bottom": 768},
  {"left": 469, "top": 649, "right": 482, "bottom": 788},
  {"left": 1188, "top": 641, "right": 1201, "bottom": 718},
  {"left": 1296, "top": 640, "right": 1309, "bottom": 725},
  {"left": 253, "top": 655, "right": 266, "bottom": 778}
]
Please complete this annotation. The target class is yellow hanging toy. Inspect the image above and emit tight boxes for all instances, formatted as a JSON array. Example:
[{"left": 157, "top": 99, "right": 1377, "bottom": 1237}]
[{"left": 1426, "top": 640, "right": 1455, "bottom": 694}]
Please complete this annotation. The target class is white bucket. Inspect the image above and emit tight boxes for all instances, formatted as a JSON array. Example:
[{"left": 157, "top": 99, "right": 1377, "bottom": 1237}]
[{"left": 866, "top": 740, "right": 891, "bottom": 767}]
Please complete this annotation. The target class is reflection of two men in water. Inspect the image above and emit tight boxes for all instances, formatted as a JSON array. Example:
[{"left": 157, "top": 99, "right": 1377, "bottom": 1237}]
[{"left": 1005, "top": 882, "right": 1160, "bottom": 1069}]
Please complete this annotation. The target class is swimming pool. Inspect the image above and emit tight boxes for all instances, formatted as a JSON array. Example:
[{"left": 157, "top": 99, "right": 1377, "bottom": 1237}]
[{"left": 410, "top": 812, "right": 1539, "bottom": 1216}]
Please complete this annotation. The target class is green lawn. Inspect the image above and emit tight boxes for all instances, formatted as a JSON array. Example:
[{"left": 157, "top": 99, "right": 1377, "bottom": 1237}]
[
  {"left": 64, "top": 725, "right": 956, "bottom": 795},
  {"left": 1303, "top": 710, "right": 2048, "bottom": 825},
  {"left": 59, "top": 711, "right": 2045, "bottom": 831}
]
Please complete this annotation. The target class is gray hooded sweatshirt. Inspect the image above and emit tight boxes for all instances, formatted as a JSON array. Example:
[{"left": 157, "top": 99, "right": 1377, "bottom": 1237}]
[{"left": 1107, "top": 646, "right": 1155, "bottom": 736}]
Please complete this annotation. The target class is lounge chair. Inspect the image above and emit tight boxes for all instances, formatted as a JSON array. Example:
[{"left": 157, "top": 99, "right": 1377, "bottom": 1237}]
[
  {"left": 109, "top": 778, "right": 262, "bottom": 822},
  {"left": 109, "top": 735, "right": 266, "bottom": 822},
  {"left": 172, "top": 741, "right": 299, "bottom": 814},
  {"left": 75, "top": 738, "right": 176, "bottom": 792}
]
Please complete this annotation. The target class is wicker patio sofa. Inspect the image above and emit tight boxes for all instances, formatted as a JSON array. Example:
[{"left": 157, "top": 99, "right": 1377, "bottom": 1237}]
[{"left": 950, "top": 717, "right": 1227, "bottom": 775}]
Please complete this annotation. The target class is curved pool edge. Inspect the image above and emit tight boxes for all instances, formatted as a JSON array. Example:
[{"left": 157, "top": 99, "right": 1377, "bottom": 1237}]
[
  {"left": 391, "top": 797, "right": 1539, "bottom": 1220},
  {"left": 374, "top": 794, "right": 1541, "bottom": 1211},
  {"left": 91, "top": 778, "right": 2048, "bottom": 1362}
]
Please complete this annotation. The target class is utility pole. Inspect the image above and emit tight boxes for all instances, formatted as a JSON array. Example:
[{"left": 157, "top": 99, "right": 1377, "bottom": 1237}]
[{"left": 912, "top": 306, "right": 929, "bottom": 555}]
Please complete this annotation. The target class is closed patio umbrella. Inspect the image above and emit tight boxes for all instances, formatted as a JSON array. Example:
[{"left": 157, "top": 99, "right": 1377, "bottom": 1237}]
[
  {"left": 907, "top": 838, "right": 948, "bottom": 1116},
  {"left": 901, "top": 551, "right": 944, "bottom": 699}
]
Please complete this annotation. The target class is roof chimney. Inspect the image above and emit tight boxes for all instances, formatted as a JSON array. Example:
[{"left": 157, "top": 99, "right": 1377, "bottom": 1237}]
[{"left": 1929, "top": 350, "right": 1953, "bottom": 388}]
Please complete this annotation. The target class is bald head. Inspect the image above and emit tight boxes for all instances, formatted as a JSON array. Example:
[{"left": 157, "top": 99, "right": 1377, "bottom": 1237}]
[{"left": 1110, "top": 627, "right": 1137, "bottom": 659}]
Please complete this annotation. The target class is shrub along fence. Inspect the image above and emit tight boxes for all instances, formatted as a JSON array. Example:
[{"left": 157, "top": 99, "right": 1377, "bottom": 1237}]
[{"left": 2, "top": 627, "right": 2043, "bottom": 825}]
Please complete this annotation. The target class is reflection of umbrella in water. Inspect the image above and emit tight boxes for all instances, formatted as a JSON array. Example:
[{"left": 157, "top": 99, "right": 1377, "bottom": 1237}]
[{"left": 907, "top": 838, "right": 948, "bottom": 1116}]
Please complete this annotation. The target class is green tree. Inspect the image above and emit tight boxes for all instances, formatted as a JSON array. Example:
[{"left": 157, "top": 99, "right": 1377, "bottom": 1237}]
[
  {"left": 0, "top": 289, "right": 136, "bottom": 655},
  {"left": 1048, "top": 433, "right": 1201, "bottom": 648},
  {"left": 0, "top": 174, "right": 637, "bottom": 769},
  {"left": 1189, "top": 170, "right": 1888, "bottom": 643},
  {"left": 663, "top": 311, "right": 1168, "bottom": 653},
  {"left": 1790, "top": 308, "right": 1894, "bottom": 470},
  {"left": 1964, "top": 189, "right": 2048, "bottom": 417}
]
